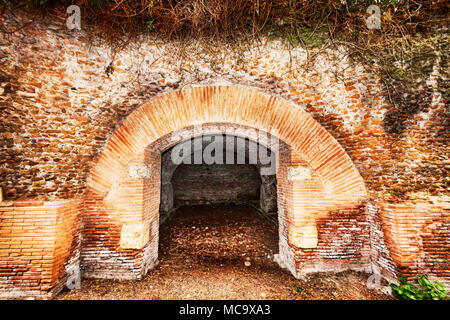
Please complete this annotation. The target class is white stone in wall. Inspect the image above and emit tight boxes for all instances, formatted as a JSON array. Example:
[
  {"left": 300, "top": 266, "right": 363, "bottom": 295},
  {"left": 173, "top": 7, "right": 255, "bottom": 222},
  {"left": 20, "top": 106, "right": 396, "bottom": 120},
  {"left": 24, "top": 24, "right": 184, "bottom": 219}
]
[
  {"left": 288, "top": 166, "right": 312, "bottom": 181},
  {"left": 120, "top": 223, "right": 150, "bottom": 249},
  {"left": 288, "top": 223, "right": 318, "bottom": 249},
  {"left": 129, "top": 164, "right": 152, "bottom": 178},
  {"left": 65, "top": 264, "right": 81, "bottom": 290}
]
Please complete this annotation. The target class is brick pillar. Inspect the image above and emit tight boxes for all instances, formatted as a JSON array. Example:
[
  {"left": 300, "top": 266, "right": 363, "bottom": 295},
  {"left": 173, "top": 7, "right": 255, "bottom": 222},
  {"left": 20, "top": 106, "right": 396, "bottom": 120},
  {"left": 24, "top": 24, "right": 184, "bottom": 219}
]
[
  {"left": 287, "top": 165, "right": 321, "bottom": 249},
  {"left": 0, "top": 200, "right": 82, "bottom": 298}
]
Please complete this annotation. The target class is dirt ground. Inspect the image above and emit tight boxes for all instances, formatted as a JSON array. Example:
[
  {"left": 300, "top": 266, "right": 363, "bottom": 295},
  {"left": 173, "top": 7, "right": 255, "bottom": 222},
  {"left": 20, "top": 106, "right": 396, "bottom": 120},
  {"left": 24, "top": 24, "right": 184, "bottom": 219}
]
[{"left": 58, "top": 205, "right": 392, "bottom": 300}]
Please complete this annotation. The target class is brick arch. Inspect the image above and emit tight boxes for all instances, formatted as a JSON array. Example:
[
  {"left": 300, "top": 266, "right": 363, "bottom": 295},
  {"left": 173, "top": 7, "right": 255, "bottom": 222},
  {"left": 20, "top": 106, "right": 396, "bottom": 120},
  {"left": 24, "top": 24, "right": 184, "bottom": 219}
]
[
  {"left": 87, "top": 85, "right": 367, "bottom": 201},
  {"left": 82, "top": 85, "right": 370, "bottom": 280}
]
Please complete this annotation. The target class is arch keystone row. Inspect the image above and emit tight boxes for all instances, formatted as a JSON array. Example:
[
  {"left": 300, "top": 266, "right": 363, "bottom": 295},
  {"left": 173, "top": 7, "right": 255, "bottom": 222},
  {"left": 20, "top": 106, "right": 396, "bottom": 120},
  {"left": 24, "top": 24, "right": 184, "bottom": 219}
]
[{"left": 88, "top": 85, "right": 367, "bottom": 202}]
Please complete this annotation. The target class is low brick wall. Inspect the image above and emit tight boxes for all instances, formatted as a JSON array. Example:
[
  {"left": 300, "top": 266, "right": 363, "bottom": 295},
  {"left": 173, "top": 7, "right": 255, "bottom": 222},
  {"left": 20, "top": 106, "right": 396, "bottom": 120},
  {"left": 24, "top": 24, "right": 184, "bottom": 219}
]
[
  {"left": 371, "top": 202, "right": 450, "bottom": 286},
  {"left": 172, "top": 163, "right": 262, "bottom": 206},
  {"left": 295, "top": 204, "right": 371, "bottom": 275},
  {"left": 0, "top": 198, "right": 448, "bottom": 298},
  {"left": 0, "top": 200, "right": 82, "bottom": 298}
]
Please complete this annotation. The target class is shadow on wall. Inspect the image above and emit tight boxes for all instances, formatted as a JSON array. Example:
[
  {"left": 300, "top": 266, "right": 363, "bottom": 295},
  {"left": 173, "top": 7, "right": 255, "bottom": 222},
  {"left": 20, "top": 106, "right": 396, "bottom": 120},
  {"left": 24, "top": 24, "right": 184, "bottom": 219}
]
[
  {"left": 0, "top": 70, "right": 28, "bottom": 200},
  {"left": 171, "top": 163, "right": 261, "bottom": 207},
  {"left": 381, "top": 49, "right": 447, "bottom": 136}
]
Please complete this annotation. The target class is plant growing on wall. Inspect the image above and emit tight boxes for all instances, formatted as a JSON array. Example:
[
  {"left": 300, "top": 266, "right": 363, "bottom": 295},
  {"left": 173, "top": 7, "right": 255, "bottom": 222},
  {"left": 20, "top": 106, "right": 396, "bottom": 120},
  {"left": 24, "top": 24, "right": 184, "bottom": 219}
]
[{"left": 390, "top": 274, "right": 448, "bottom": 300}]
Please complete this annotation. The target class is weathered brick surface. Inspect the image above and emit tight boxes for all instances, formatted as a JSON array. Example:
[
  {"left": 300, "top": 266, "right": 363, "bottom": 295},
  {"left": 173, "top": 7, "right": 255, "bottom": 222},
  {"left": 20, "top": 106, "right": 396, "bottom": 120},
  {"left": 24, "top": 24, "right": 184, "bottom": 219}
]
[
  {"left": 0, "top": 15, "right": 446, "bottom": 201},
  {"left": 172, "top": 164, "right": 261, "bottom": 207},
  {"left": 0, "top": 13, "right": 448, "bottom": 297},
  {"left": 294, "top": 204, "right": 371, "bottom": 275},
  {"left": 81, "top": 147, "right": 160, "bottom": 279},
  {"left": 0, "top": 200, "right": 81, "bottom": 298}
]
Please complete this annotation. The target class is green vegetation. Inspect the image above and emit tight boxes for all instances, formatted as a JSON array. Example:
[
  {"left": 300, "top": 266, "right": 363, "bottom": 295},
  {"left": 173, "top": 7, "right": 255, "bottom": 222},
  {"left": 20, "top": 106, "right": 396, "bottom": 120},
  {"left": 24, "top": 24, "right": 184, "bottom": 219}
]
[
  {"left": 294, "top": 284, "right": 304, "bottom": 293},
  {"left": 390, "top": 274, "right": 448, "bottom": 300}
]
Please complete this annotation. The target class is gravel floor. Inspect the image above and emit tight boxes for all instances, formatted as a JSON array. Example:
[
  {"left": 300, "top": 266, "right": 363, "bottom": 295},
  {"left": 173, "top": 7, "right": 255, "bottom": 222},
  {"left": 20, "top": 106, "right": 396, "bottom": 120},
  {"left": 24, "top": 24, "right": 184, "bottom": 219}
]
[{"left": 58, "top": 205, "right": 392, "bottom": 300}]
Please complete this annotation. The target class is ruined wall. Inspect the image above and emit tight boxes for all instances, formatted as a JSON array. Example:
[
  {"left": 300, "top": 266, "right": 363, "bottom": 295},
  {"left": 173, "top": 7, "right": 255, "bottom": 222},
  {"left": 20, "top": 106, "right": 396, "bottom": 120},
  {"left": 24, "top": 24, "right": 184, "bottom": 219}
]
[
  {"left": 81, "top": 147, "right": 159, "bottom": 280},
  {"left": 0, "top": 12, "right": 448, "bottom": 297},
  {"left": 172, "top": 164, "right": 261, "bottom": 207},
  {"left": 295, "top": 204, "right": 371, "bottom": 276},
  {"left": 0, "top": 13, "right": 447, "bottom": 202},
  {"left": 376, "top": 202, "right": 450, "bottom": 285}
]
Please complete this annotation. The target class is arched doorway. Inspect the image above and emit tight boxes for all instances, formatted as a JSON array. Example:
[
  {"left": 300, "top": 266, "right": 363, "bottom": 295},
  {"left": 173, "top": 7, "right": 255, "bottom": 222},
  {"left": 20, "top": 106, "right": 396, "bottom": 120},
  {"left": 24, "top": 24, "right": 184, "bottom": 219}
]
[
  {"left": 160, "top": 133, "right": 278, "bottom": 216},
  {"left": 157, "top": 133, "right": 282, "bottom": 297},
  {"left": 81, "top": 85, "right": 367, "bottom": 280}
]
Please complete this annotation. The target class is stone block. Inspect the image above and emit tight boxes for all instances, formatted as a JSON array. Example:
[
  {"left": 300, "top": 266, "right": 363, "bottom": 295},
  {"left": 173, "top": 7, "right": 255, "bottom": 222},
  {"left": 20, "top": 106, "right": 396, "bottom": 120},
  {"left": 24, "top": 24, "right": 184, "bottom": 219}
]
[
  {"left": 120, "top": 222, "right": 150, "bottom": 249},
  {"left": 288, "top": 166, "right": 312, "bottom": 181}
]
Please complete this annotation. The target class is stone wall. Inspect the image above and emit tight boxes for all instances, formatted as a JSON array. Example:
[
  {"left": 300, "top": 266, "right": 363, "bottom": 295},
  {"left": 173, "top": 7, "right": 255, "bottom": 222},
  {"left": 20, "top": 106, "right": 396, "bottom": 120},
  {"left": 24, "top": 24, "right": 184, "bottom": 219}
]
[
  {"left": 0, "top": 13, "right": 447, "bottom": 202},
  {"left": 172, "top": 164, "right": 261, "bottom": 207},
  {"left": 0, "top": 12, "right": 448, "bottom": 298}
]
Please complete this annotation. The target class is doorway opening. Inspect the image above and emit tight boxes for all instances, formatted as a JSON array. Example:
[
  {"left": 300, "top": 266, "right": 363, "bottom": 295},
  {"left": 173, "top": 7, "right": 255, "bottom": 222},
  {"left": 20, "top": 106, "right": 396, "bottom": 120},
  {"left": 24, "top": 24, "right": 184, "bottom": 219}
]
[
  {"left": 159, "top": 134, "right": 278, "bottom": 223},
  {"left": 158, "top": 133, "right": 279, "bottom": 263}
]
